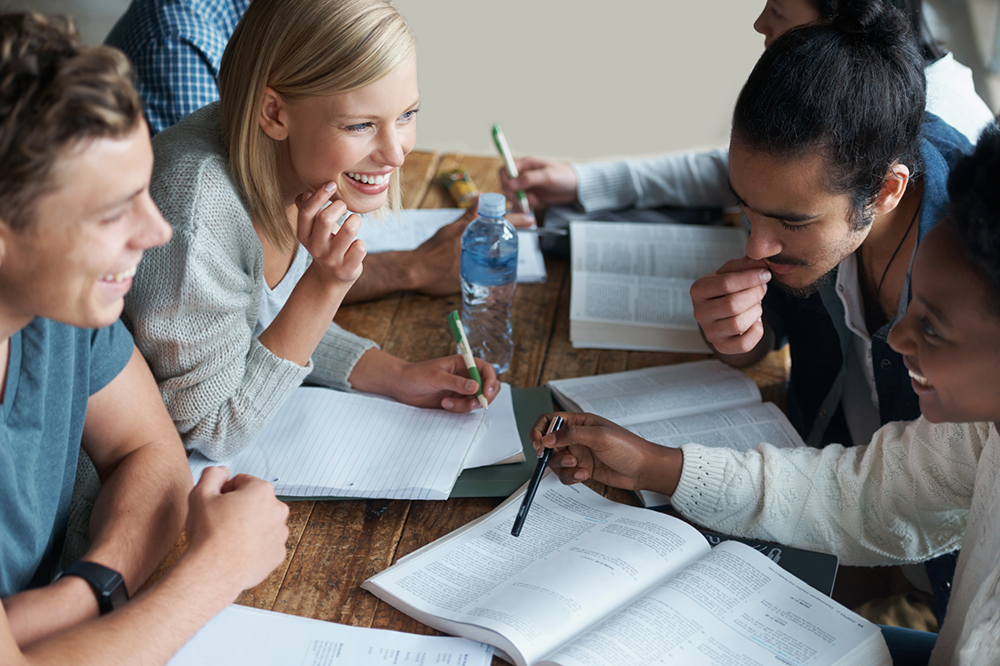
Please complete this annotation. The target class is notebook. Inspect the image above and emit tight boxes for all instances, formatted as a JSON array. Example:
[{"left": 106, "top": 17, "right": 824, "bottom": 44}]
[{"left": 188, "top": 387, "right": 488, "bottom": 500}]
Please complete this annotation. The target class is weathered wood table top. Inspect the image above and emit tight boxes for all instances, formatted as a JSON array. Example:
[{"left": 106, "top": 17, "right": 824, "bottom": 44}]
[{"left": 153, "top": 150, "right": 789, "bottom": 663}]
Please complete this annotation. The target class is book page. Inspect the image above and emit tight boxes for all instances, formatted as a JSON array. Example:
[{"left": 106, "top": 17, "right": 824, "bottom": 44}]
[
  {"left": 357, "top": 208, "right": 547, "bottom": 283},
  {"left": 568, "top": 221, "right": 745, "bottom": 336},
  {"left": 548, "top": 360, "right": 761, "bottom": 426},
  {"left": 570, "top": 274, "right": 701, "bottom": 328},
  {"left": 541, "top": 540, "right": 887, "bottom": 666},
  {"left": 169, "top": 604, "right": 493, "bottom": 665},
  {"left": 188, "top": 387, "right": 484, "bottom": 500},
  {"left": 628, "top": 403, "right": 805, "bottom": 450},
  {"left": 570, "top": 221, "right": 747, "bottom": 280},
  {"left": 630, "top": 402, "right": 804, "bottom": 508},
  {"left": 364, "top": 474, "right": 710, "bottom": 666}
]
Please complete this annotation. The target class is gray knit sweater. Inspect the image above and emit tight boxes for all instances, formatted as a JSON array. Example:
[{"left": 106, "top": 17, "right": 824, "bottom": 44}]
[{"left": 124, "top": 103, "right": 376, "bottom": 460}]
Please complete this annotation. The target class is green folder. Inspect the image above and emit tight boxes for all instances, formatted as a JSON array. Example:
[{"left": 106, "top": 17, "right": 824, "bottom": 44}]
[{"left": 448, "top": 386, "right": 553, "bottom": 498}]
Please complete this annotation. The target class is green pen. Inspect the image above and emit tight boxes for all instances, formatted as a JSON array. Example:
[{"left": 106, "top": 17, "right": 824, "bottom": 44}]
[
  {"left": 448, "top": 310, "right": 489, "bottom": 410},
  {"left": 492, "top": 123, "right": 531, "bottom": 214}
]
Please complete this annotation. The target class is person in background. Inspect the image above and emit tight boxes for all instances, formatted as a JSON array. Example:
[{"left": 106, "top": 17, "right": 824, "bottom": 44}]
[
  {"left": 124, "top": 0, "right": 500, "bottom": 463},
  {"left": 0, "top": 13, "right": 289, "bottom": 664},
  {"left": 501, "top": 0, "right": 991, "bottom": 217},
  {"left": 531, "top": 121, "right": 1000, "bottom": 666},
  {"left": 104, "top": 0, "right": 246, "bottom": 135},
  {"left": 106, "top": 0, "right": 513, "bottom": 304}
]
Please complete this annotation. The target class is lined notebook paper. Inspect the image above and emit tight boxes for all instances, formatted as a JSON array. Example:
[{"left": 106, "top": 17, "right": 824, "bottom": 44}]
[{"left": 188, "top": 387, "right": 486, "bottom": 500}]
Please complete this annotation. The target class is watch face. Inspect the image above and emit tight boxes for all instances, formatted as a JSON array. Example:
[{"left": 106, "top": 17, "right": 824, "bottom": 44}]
[{"left": 107, "top": 579, "right": 129, "bottom": 610}]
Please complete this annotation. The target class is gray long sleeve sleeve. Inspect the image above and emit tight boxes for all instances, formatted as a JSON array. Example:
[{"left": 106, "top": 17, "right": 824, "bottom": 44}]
[
  {"left": 573, "top": 147, "right": 736, "bottom": 213},
  {"left": 125, "top": 104, "right": 375, "bottom": 460}
]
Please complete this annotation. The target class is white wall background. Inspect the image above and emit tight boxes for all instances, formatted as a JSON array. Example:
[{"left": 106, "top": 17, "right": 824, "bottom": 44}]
[{"left": 4, "top": 0, "right": 997, "bottom": 162}]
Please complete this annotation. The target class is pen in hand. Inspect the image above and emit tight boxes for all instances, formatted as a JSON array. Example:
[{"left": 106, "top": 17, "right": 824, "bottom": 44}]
[
  {"left": 511, "top": 415, "right": 565, "bottom": 537},
  {"left": 447, "top": 310, "right": 490, "bottom": 411},
  {"left": 492, "top": 123, "right": 531, "bottom": 215}
]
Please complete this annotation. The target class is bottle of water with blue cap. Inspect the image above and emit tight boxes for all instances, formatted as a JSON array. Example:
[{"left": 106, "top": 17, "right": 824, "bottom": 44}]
[{"left": 460, "top": 192, "right": 518, "bottom": 375}]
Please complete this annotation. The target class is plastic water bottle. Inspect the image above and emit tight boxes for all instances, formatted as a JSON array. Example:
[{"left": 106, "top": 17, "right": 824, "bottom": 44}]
[{"left": 460, "top": 193, "right": 518, "bottom": 375}]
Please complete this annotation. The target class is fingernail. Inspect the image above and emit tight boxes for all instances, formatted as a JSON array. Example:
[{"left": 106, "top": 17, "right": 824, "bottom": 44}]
[
  {"left": 303, "top": 191, "right": 313, "bottom": 201},
  {"left": 761, "top": 270, "right": 771, "bottom": 282},
  {"left": 324, "top": 182, "right": 336, "bottom": 192},
  {"left": 466, "top": 380, "right": 478, "bottom": 392},
  {"left": 542, "top": 434, "right": 556, "bottom": 446},
  {"left": 442, "top": 398, "right": 454, "bottom": 409},
  {"left": 573, "top": 471, "right": 586, "bottom": 481},
  {"left": 488, "top": 385, "right": 496, "bottom": 395}
]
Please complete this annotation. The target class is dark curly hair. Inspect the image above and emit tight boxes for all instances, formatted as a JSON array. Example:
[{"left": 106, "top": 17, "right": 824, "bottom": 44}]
[
  {"left": 734, "top": 0, "right": 925, "bottom": 230},
  {"left": 0, "top": 12, "right": 141, "bottom": 230},
  {"left": 947, "top": 122, "right": 1000, "bottom": 316},
  {"left": 809, "top": 0, "right": 944, "bottom": 61}
]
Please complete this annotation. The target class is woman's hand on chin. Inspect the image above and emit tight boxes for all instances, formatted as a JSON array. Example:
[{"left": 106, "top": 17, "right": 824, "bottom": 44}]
[{"left": 296, "top": 182, "right": 366, "bottom": 287}]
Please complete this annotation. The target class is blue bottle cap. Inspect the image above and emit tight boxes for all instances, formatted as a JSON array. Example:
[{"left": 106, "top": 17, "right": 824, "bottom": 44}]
[{"left": 477, "top": 192, "right": 507, "bottom": 218}]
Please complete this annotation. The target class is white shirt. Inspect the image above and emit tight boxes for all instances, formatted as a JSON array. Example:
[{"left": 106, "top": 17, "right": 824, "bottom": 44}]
[
  {"left": 925, "top": 53, "right": 995, "bottom": 144},
  {"left": 834, "top": 253, "right": 883, "bottom": 449},
  {"left": 254, "top": 243, "right": 310, "bottom": 337}
]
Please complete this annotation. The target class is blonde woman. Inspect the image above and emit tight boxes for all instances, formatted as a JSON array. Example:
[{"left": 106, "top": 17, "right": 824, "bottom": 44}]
[{"left": 124, "top": 0, "right": 500, "bottom": 461}]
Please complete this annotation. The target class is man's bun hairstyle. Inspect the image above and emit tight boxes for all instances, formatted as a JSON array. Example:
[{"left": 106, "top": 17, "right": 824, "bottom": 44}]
[{"left": 733, "top": 0, "right": 926, "bottom": 229}]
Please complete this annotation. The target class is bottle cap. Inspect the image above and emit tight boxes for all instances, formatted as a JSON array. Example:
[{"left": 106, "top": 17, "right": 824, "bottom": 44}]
[{"left": 477, "top": 192, "right": 507, "bottom": 218}]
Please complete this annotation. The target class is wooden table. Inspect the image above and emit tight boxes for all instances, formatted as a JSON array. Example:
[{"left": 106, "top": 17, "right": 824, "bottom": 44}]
[{"left": 152, "top": 151, "right": 790, "bottom": 662}]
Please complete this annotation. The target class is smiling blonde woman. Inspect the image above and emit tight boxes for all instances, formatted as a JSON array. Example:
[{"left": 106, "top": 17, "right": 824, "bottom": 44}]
[{"left": 124, "top": 0, "right": 500, "bottom": 461}]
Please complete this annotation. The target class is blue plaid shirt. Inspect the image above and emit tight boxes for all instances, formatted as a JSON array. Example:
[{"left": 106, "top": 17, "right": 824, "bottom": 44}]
[{"left": 105, "top": 0, "right": 249, "bottom": 135}]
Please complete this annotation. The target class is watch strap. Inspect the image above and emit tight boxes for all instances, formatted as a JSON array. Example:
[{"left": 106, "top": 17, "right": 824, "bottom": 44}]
[{"left": 60, "top": 560, "right": 129, "bottom": 615}]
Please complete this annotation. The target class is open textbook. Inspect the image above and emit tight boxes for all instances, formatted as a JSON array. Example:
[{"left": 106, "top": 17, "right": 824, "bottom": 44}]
[
  {"left": 359, "top": 208, "right": 547, "bottom": 283},
  {"left": 168, "top": 604, "right": 493, "bottom": 665},
  {"left": 569, "top": 220, "right": 746, "bottom": 352},
  {"left": 547, "top": 360, "right": 804, "bottom": 507},
  {"left": 188, "top": 384, "right": 522, "bottom": 500},
  {"left": 363, "top": 475, "right": 889, "bottom": 666}
]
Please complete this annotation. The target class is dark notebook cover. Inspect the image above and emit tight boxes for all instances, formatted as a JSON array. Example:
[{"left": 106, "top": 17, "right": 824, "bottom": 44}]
[{"left": 448, "top": 386, "right": 554, "bottom": 498}]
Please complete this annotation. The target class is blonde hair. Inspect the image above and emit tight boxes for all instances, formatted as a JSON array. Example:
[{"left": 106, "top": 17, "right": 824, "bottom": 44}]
[{"left": 218, "top": 0, "right": 415, "bottom": 251}]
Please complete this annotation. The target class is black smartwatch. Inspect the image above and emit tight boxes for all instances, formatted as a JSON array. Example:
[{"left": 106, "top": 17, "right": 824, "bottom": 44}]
[{"left": 59, "top": 561, "right": 129, "bottom": 615}]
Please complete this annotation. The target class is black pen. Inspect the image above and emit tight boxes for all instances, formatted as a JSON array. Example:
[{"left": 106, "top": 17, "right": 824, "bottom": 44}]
[{"left": 511, "top": 415, "right": 564, "bottom": 537}]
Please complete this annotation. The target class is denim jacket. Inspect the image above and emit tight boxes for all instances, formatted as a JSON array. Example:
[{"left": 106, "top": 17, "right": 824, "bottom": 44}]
[{"left": 763, "top": 114, "right": 972, "bottom": 449}]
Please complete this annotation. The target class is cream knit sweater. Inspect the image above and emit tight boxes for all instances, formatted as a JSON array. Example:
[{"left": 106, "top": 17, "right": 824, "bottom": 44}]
[
  {"left": 124, "top": 104, "right": 376, "bottom": 460},
  {"left": 671, "top": 418, "right": 1000, "bottom": 665}
]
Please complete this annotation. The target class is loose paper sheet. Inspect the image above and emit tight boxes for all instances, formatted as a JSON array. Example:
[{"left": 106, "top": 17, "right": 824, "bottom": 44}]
[
  {"left": 463, "top": 384, "right": 523, "bottom": 469},
  {"left": 168, "top": 605, "right": 494, "bottom": 666}
]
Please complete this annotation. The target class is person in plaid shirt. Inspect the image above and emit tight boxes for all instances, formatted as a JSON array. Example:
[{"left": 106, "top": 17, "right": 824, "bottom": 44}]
[{"left": 105, "top": 0, "right": 248, "bottom": 135}]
